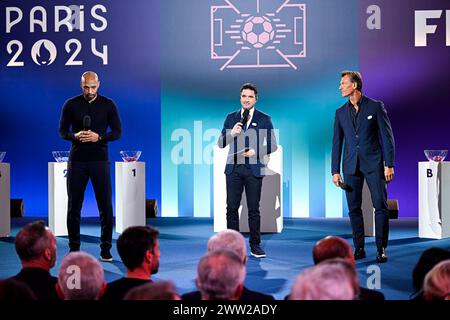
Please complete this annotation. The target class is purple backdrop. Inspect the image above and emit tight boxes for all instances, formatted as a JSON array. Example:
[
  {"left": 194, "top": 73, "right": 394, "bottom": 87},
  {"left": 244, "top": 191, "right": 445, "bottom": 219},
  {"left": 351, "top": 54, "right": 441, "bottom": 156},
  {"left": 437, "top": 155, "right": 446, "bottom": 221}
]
[{"left": 359, "top": 0, "right": 450, "bottom": 216}]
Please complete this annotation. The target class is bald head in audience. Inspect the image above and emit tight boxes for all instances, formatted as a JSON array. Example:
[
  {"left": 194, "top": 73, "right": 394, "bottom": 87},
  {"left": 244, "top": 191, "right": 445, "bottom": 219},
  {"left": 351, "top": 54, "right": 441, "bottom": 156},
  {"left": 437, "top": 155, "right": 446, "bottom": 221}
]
[
  {"left": 312, "top": 236, "right": 354, "bottom": 266},
  {"left": 207, "top": 229, "right": 247, "bottom": 263},
  {"left": 57, "top": 252, "right": 106, "bottom": 300},
  {"left": 196, "top": 250, "right": 245, "bottom": 300},
  {"left": 290, "top": 258, "right": 358, "bottom": 300}
]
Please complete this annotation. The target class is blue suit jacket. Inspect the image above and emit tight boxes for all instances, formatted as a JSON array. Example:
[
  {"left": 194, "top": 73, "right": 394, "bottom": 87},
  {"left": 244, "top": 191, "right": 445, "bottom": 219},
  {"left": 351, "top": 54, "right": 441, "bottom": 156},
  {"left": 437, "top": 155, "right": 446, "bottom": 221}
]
[
  {"left": 218, "top": 108, "right": 277, "bottom": 178},
  {"left": 331, "top": 96, "right": 395, "bottom": 175}
]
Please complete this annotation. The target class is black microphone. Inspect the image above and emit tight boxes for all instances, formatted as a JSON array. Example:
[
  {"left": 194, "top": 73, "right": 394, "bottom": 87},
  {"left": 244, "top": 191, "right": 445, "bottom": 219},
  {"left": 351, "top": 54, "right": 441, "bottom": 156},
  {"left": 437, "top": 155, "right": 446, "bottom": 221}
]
[
  {"left": 338, "top": 180, "right": 352, "bottom": 192},
  {"left": 83, "top": 115, "right": 91, "bottom": 131},
  {"left": 240, "top": 109, "right": 250, "bottom": 126}
]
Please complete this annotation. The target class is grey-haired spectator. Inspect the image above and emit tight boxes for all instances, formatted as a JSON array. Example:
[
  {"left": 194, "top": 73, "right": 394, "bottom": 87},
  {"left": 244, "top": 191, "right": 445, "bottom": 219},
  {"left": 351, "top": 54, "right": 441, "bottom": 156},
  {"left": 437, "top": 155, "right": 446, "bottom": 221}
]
[
  {"left": 183, "top": 229, "right": 274, "bottom": 300},
  {"left": 309, "top": 235, "right": 384, "bottom": 300},
  {"left": 56, "top": 251, "right": 106, "bottom": 300},
  {"left": 290, "top": 258, "right": 357, "bottom": 300},
  {"left": 196, "top": 249, "right": 245, "bottom": 300},
  {"left": 10, "top": 221, "right": 58, "bottom": 300}
]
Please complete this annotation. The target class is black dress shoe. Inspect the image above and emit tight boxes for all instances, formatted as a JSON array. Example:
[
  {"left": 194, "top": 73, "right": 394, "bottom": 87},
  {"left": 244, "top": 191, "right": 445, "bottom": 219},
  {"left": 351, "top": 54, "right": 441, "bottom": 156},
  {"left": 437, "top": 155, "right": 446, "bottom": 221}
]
[
  {"left": 250, "top": 244, "right": 266, "bottom": 258},
  {"left": 100, "top": 249, "right": 113, "bottom": 262},
  {"left": 354, "top": 247, "right": 366, "bottom": 260},
  {"left": 376, "top": 248, "right": 388, "bottom": 263}
]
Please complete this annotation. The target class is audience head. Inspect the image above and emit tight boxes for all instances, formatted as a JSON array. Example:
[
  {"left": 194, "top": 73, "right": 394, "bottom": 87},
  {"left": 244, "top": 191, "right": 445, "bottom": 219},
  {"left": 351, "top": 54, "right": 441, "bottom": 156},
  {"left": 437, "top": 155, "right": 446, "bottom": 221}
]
[
  {"left": 117, "top": 225, "right": 160, "bottom": 275},
  {"left": 412, "top": 247, "right": 450, "bottom": 294},
  {"left": 207, "top": 229, "right": 247, "bottom": 263},
  {"left": 312, "top": 236, "right": 354, "bottom": 266},
  {"left": 57, "top": 251, "right": 106, "bottom": 300},
  {"left": 290, "top": 258, "right": 358, "bottom": 300},
  {"left": 423, "top": 260, "right": 450, "bottom": 300},
  {"left": 196, "top": 249, "right": 245, "bottom": 300},
  {"left": 14, "top": 221, "right": 57, "bottom": 270},
  {"left": 0, "top": 279, "right": 36, "bottom": 301},
  {"left": 124, "top": 280, "right": 180, "bottom": 300}
]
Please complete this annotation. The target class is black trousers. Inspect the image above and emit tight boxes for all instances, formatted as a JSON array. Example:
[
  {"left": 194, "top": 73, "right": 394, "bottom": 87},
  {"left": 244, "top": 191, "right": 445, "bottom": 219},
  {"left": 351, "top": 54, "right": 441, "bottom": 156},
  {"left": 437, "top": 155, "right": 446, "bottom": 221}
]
[
  {"left": 66, "top": 161, "right": 113, "bottom": 251},
  {"left": 226, "top": 164, "right": 263, "bottom": 245},
  {"left": 344, "top": 166, "right": 389, "bottom": 250}
]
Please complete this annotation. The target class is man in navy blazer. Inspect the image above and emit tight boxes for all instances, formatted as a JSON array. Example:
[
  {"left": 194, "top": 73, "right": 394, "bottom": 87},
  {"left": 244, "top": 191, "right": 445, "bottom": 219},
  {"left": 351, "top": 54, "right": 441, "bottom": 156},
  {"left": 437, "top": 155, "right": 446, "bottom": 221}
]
[
  {"left": 218, "top": 83, "right": 277, "bottom": 258},
  {"left": 331, "top": 71, "right": 395, "bottom": 263}
]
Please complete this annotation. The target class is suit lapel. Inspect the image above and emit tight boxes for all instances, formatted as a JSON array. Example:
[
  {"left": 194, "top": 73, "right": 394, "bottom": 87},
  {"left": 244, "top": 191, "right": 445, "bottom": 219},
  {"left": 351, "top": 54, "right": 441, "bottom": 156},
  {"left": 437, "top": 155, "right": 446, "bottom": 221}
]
[
  {"left": 355, "top": 96, "right": 368, "bottom": 133},
  {"left": 247, "top": 109, "right": 260, "bottom": 131},
  {"left": 345, "top": 102, "right": 356, "bottom": 133}
]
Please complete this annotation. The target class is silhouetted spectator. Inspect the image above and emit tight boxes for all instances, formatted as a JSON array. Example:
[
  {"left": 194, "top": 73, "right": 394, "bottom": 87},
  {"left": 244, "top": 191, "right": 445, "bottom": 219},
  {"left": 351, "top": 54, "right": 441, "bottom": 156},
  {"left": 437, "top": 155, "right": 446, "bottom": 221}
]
[
  {"left": 0, "top": 278, "right": 36, "bottom": 300},
  {"left": 124, "top": 280, "right": 180, "bottom": 300},
  {"left": 411, "top": 247, "right": 450, "bottom": 300}
]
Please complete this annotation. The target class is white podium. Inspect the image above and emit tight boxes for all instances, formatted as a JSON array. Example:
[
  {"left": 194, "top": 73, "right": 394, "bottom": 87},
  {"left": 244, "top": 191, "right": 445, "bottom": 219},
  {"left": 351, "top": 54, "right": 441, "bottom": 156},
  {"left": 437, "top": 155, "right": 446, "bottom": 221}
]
[
  {"left": 48, "top": 162, "right": 68, "bottom": 236},
  {"left": 115, "top": 162, "right": 146, "bottom": 233},
  {"left": 419, "top": 161, "right": 450, "bottom": 239},
  {"left": 213, "top": 145, "right": 283, "bottom": 233},
  {"left": 0, "top": 163, "right": 11, "bottom": 237}
]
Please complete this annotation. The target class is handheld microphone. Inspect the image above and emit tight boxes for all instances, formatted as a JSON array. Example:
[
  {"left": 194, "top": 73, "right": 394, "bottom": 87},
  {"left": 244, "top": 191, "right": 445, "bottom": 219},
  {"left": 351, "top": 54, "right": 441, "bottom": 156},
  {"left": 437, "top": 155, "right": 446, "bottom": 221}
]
[
  {"left": 240, "top": 109, "right": 250, "bottom": 126},
  {"left": 83, "top": 115, "right": 91, "bottom": 131},
  {"left": 338, "top": 180, "right": 352, "bottom": 192}
]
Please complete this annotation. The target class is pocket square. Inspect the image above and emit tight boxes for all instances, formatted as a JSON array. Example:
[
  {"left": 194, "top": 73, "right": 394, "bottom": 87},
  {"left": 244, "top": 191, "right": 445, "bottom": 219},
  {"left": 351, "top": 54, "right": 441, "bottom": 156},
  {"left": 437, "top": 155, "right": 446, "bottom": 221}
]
[
  {"left": 367, "top": 115, "right": 373, "bottom": 120},
  {"left": 252, "top": 123, "right": 257, "bottom": 126}
]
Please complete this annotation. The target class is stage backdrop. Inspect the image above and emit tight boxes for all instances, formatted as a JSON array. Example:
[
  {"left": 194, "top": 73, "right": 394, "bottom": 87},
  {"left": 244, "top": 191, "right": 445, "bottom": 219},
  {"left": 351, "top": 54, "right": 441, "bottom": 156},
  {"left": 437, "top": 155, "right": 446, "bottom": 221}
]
[
  {"left": 0, "top": 0, "right": 161, "bottom": 217},
  {"left": 1, "top": 0, "right": 449, "bottom": 218},
  {"left": 160, "top": 0, "right": 450, "bottom": 218}
]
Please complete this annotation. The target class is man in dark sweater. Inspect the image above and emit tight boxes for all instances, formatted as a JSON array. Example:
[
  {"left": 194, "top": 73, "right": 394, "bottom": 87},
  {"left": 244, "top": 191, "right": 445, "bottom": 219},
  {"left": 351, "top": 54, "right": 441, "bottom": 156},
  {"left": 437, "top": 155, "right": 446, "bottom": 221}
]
[
  {"left": 11, "top": 221, "right": 58, "bottom": 300},
  {"left": 102, "top": 226, "right": 160, "bottom": 300},
  {"left": 58, "top": 71, "right": 122, "bottom": 261}
]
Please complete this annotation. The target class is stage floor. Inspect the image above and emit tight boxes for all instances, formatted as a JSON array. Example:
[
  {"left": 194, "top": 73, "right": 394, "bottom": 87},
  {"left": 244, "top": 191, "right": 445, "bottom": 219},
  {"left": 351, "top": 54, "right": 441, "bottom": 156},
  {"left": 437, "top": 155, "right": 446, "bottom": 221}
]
[{"left": 1, "top": 217, "right": 449, "bottom": 300}]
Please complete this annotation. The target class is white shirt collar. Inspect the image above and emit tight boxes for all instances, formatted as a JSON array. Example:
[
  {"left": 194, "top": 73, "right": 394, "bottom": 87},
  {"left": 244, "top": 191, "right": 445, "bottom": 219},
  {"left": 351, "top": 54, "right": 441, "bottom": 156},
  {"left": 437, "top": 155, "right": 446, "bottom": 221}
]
[{"left": 240, "top": 106, "right": 255, "bottom": 120}]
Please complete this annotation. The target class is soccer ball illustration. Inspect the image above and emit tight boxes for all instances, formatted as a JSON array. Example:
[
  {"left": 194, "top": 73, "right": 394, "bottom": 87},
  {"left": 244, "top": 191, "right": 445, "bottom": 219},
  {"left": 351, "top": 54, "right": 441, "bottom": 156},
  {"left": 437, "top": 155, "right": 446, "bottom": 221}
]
[{"left": 241, "top": 16, "right": 275, "bottom": 48}]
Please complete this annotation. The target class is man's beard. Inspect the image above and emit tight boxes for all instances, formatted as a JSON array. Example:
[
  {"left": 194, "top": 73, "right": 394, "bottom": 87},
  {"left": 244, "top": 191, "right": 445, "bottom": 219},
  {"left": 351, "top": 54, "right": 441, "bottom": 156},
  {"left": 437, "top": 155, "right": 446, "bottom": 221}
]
[{"left": 151, "top": 261, "right": 159, "bottom": 275}]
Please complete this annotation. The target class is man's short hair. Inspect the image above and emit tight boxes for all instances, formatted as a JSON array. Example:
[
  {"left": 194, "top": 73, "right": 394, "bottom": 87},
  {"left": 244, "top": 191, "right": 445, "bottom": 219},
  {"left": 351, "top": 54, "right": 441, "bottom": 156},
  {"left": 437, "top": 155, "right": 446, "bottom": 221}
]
[
  {"left": 124, "top": 281, "right": 179, "bottom": 300},
  {"left": 312, "top": 236, "right": 353, "bottom": 264},
  {"left": 423, "top": 260, "right": 450, "bottom": 300},
  {"left": 196, "top": 249, "right": 245, "bottom": 300},
  {"left": 240, "top": 83, "right": 258, "bottom": 98},
  {"left": 117, "top": 225, "right": 160, "bottom": 271},
  {"left": 341, "top": 70, "right": 363, "bottom": 91},
  {"left": 58, "top": 252, "right": 105, "bottom": 300},
  {"left": 15, "top": 221, "right": 52, "bottom": 261},
  {"left": 207, "top": 229, "right": 246, "bottom": 261},
  {"left": 290, "top": 258, "right": 358, "bottom": 300}
]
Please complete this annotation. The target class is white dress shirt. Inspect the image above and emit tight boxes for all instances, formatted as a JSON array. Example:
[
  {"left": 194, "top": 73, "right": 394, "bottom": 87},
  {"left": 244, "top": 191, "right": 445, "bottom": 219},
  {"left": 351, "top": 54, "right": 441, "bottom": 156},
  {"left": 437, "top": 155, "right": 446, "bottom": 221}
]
[{"left": 240, "top": 107, "right": 255, "bottom": 130}]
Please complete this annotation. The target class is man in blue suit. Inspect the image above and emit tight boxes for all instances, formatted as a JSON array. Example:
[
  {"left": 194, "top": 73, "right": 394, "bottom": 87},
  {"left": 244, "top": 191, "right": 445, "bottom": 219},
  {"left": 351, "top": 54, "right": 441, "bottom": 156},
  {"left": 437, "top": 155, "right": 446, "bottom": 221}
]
[
  {"left": 331, "top": 71, "right": 395, "bottom": 263},
  {"left": 218, "top": 83, "right": 277, "bottom": 258}
]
